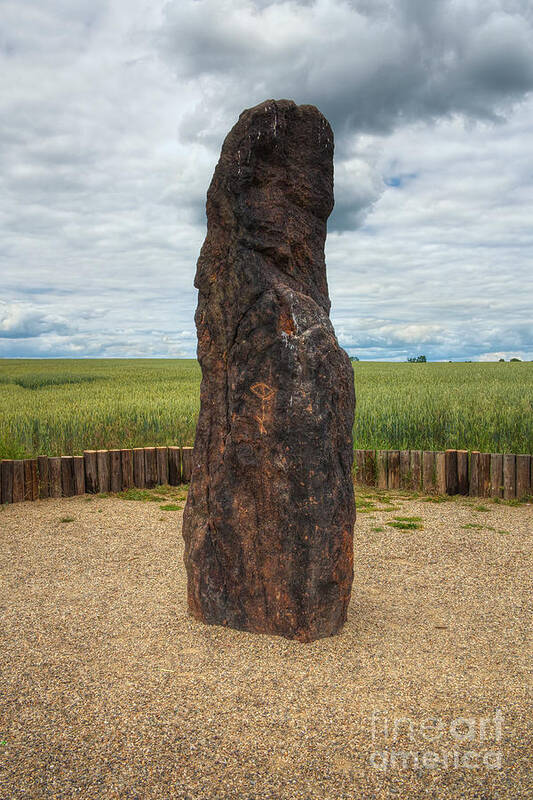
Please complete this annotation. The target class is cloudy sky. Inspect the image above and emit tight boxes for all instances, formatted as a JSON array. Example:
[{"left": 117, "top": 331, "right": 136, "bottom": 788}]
[{"left": 1, "top": 0, "right": 532, "bottom": 361}]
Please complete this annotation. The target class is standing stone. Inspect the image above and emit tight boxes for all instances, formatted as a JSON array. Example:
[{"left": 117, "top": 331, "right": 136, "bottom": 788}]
[{"left": 182, "top": 99, "right": 355, "bottom": 642}]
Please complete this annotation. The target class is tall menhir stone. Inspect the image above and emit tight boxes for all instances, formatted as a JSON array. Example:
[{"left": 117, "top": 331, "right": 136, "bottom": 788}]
[{"left": 182, "top": 99, "right": 355, "bottom": 642}]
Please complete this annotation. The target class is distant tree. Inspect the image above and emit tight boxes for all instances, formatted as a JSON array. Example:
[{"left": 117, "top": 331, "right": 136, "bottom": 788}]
[
  {"left": 350, "top": 355, "right": 360, "bottom": 362},
  {"left": 510, "top": 357, "right": 522, "bottom": 362},
  {"left": 407, "top": 355, "right": 427, "bottom": 363},
  {"left": 499, "top": 358, "right": 505, "bottom": 362}
]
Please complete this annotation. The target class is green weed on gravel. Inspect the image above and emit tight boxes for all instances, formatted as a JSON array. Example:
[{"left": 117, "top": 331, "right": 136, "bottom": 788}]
[
  {"left": 387, "top": 517, "right": 424, "bottom": 530},
  {"left": 113, "top": 486, "right": 188, "bottom": 503},
  {"left": 422, "top": 495, "right": 450, "bottom": 503}
]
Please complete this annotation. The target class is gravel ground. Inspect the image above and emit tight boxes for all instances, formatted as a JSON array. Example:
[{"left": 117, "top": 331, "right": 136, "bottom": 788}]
[{"left": 0, "top": 488, "right": 531, "bottom": 800}]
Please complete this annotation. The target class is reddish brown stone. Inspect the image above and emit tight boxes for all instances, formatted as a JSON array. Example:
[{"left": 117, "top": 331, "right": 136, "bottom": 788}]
[{"left": 182, "top": 99, "right": 355, "bottom": 642}]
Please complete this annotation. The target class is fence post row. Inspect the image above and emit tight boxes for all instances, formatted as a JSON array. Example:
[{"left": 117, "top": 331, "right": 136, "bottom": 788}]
[
  {"left": 0, "top": 446, "right": 191, "bottom": 504},
  {"left": 353, "top": 448, "right": 531, "bottom": 501},
  {"left": 0, "top": 447, "right": 531, "bottom": 504}
]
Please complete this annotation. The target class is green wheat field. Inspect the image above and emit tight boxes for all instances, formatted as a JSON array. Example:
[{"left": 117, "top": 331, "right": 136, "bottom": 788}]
[{"left": 0, "top": 359, "right": 531, "bottom": 459}]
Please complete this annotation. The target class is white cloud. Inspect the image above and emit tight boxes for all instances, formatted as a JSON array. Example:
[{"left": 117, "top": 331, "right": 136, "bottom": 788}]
[{"left": 0, "top": 302, "right": 73, "bottom": 339}]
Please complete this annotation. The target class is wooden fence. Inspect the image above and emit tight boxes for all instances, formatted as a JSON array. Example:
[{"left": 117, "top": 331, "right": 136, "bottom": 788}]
[
  {"left": 0, "top": 447, "right": 531, "bottom": 505},
  {"left": 0, "top": 447, "right": 194, "bottom": 505},
  {"left": 354, "top": 449, "right": 532, "bottom": 500}
]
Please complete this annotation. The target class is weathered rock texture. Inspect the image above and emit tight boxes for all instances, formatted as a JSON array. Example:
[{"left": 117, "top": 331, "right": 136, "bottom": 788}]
[{"left": 182, "top": 99, "right": 356, "bottom": 642}]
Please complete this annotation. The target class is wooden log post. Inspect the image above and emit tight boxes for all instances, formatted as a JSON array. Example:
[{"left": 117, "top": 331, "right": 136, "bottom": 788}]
[
  {"left": 73, "top": 456, "right": 85, "bottom": 495},
  {"left": 38, "top": 455, "right": 49, "bottom": 499},
  {"left": 156, "top": 446, "right": 169, "bottom": 486},
  {"left": 61, "top": 456, "right": 74, "bottom": 497},
  {"left": 121, "top": 449, "right": 134, "bottom": 490},
  {"left": 516, "top": 455, "right": 531, "bottom": 500},
  {"left": 478, "top": 453, "right": 491, "bottom": 498},
  {"left": 144, "top": 447, "right": 158, "bottom": 489},
  {"left": 399, "top": 450, "right": 410, "bottom": 490},
  {"left": 96, "top": 450, "right": 111, "bottom": 493},
  {"left": 109, "top": 449, "right": 122, "bottom": 493},
  {"left": 387, "top": 450, "right": 400, "bottom": 490},
  {"left": 49, "top": 457, "right": 62, "bottom": 498},
  {"left": 457, "top": 450, "right": 469, "bottom": 495},
  {"left": 84, "top": 451, "right": 98, "bottom": 494},
  {"left": 363, "top": 450, "right": 376, "bottom": 487},
  {"left": 133, "top": 448, "right": 146, "bottom": 488},
  {"left": 377, "top": 450, "right": 388, "bottom": 489},
  {"left": 422, "top": 451, "right": 435, "bottom": 493},
  {"left": 30, "top": 459, "right": 38, "bottom": 500},
  {"left": 23, "top": 460, "right": 32, "bottom": 501},
  {"left": 469, "top": 451, "right": 480, "bottom": 497},
  {"left": 503, "top": 454, "right": 516, "bottom": 500},
  {"left": 410, "top": 450, "right": 422, "bottom": 491},
  {"left": 13, "top": 460, "right": 24, "bottom": 503},
  {"left": 444, "top": 450, "right": 458, "bottom": 495},
  {"left": 435, "top": 452, "right": 446, "bottom": 495},
  {"left": 490, "top": 453, "right": 504, "bottom": 498},
  {"left": 168, "top": 446, "right": 181, "bottom": 486},
  {"left": 181, "top": 446, "right": 194, "bottom": 483},
  {"left": 354, "top": 450, "right": 365, "bottom": 486},
  {"left": 1, "top": 460, "right": 14, "bottom": 504},
  {"left": 24, "top": 459, "right": 38, "bottom": 501}
]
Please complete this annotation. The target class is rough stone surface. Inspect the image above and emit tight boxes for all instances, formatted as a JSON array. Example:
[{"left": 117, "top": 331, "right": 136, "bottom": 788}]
[{"left": 182, "top": 99, "right": 356, "bottom": 642}]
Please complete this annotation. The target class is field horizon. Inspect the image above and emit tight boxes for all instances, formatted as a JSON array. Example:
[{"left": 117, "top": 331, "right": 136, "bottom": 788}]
[{"left": 1, "top": 358, "right": 531, "bottom": 459}]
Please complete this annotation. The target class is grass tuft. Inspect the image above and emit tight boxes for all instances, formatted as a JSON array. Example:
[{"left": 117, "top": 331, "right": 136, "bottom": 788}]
[
  {"left": 116, "top": 488, "right": 161, "bottom": 502},
  {"left": 387, "top": 519, "right": 423, "bottom": 530},
  {"left": 422, "top": 495, "right": 449, "bottom": 503}
]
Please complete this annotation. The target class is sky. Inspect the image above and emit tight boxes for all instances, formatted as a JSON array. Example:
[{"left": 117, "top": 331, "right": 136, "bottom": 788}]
[{"left": 1, "top": 0, "right": 532, "bottom": 361}]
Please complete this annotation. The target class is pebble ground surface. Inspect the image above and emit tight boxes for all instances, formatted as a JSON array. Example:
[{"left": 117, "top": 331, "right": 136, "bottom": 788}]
[{"left": 0, "top": 486, "right": 531, "bottom": 800}]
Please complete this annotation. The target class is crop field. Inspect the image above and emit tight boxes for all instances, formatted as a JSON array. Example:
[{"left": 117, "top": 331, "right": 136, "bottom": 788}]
[{"left": 0, "top": 358, "right": 531, "bottom": 459}]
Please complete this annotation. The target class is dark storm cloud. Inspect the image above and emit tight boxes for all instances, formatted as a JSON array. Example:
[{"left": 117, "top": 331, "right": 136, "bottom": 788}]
[
  {"left": 159, "top": 0, "right": 533, "bottom": 139},
  {"left": 157, "top": 0, "right": 533, "bottom": 234}
]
